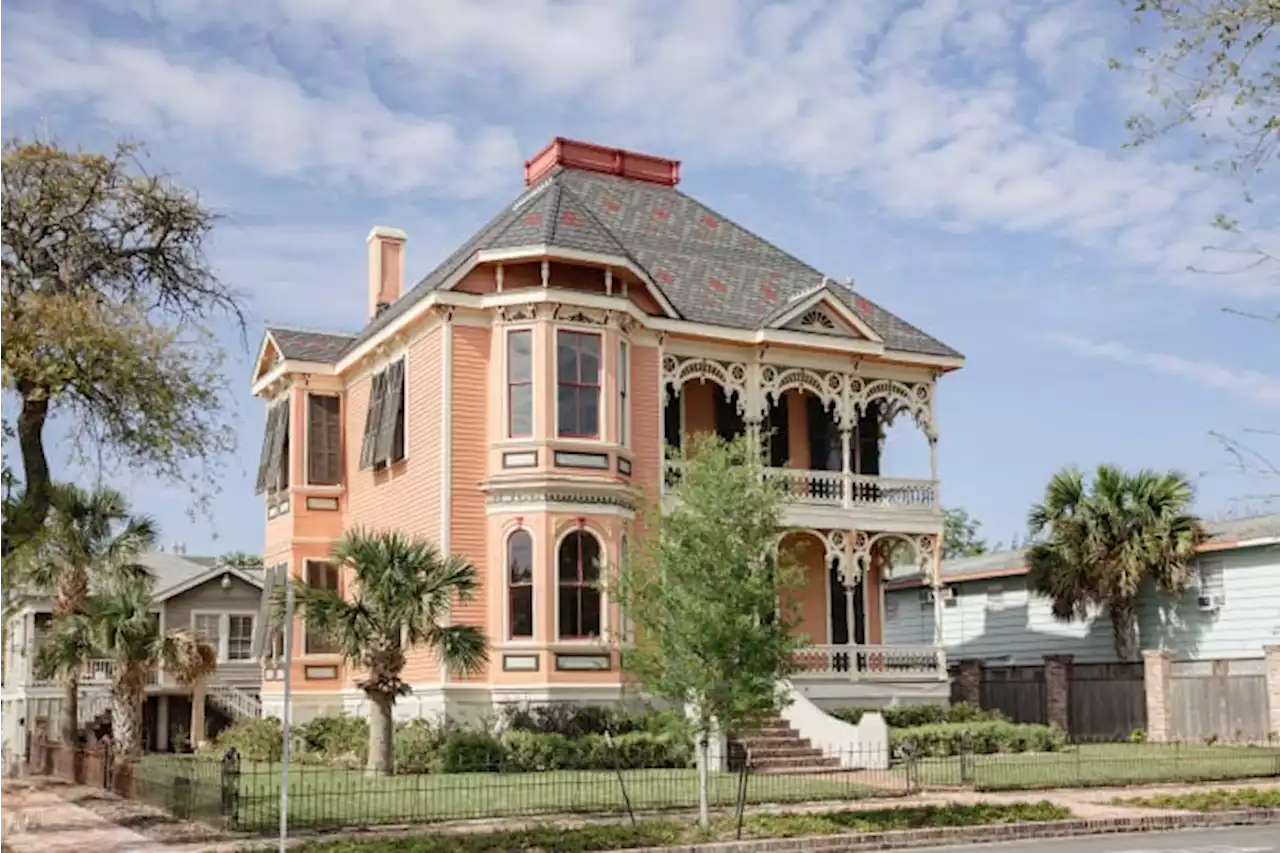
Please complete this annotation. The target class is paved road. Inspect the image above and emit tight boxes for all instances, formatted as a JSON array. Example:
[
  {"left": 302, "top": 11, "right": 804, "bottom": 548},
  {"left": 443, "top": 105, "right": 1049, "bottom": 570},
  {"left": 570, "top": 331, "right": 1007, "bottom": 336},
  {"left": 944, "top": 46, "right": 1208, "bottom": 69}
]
[{"left": 915, "top": 826, "right": 1278, "bottom": 853}]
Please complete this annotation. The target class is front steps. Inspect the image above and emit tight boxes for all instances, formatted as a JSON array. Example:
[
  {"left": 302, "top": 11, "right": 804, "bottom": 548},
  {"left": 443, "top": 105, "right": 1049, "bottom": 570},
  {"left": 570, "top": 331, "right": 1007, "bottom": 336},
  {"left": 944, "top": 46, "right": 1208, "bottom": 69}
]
[{"left": 729, "top": 717, "right": 841, "bottom": 774}]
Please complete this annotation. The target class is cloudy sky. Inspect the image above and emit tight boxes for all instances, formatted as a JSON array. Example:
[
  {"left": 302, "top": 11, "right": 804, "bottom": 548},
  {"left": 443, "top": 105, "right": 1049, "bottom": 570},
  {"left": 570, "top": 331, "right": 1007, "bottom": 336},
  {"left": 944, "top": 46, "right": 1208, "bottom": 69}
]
[{"left": 3, "top": 0, "right": 1276, "bottom": 555}]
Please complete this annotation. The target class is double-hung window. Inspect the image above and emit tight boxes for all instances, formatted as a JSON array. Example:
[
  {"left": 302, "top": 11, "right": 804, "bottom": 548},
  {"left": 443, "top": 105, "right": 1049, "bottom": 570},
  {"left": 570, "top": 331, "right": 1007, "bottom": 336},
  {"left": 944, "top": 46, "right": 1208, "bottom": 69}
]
[
  {"left": 507, "top": 331, "right": 533, "bottom": 438},
  {"left": 556, "top": 331, "right": 601, "bottom": 438}
]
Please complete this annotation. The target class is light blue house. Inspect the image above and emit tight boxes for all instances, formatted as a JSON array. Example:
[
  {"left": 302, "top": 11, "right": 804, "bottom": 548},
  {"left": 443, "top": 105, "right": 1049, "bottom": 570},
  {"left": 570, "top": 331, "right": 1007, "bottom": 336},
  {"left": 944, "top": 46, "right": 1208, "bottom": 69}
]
[{"left": 882, "top": 514, "right": 1280, "bottom": 664}]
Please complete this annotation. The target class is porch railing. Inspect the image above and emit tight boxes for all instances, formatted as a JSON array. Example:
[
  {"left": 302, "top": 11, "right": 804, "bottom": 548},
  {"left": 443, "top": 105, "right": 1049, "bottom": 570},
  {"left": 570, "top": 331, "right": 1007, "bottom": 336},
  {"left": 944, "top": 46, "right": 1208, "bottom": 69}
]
[
  {"left": 791, "top": 644, "right": 947, "bottom": 681},
  {"left": 663, "top": 461, "right": 937, "bottom": 512},
  {"left": 29, "top": 658, "right": 160, "bottom": 688}
]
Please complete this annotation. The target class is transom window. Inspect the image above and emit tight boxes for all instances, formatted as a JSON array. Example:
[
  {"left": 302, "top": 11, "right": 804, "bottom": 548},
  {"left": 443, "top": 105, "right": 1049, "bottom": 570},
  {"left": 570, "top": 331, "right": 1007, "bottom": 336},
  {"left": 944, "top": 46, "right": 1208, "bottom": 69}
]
[
  {"left": 557, "top": 530, "right": 602, "bottom": 639},
  {"left": 556, "top": 331, "right": 601, "bottom": 438},
  {"left": 507, "top": 530, "right": 534, "bottom": 639}
]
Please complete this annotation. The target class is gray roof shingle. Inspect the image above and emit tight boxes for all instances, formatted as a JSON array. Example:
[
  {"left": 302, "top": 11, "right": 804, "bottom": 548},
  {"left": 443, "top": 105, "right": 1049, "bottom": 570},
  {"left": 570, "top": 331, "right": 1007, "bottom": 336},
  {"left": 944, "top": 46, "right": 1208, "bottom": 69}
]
[
  {"left": 333, "top": 167, "right": 960, "bottom": 359},
  {"left": 266, "top": 327, "right": 357, "bottom": 363}
]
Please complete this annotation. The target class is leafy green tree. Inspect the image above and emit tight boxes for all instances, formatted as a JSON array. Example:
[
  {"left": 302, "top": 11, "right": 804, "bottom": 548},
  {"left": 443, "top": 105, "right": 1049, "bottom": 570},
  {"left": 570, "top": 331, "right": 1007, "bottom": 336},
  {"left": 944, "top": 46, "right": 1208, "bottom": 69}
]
[
  {"left": 942, "top": 508, "right": 990, "bottom": 560},
  {"left": 1025, "top": 465, "right": 1205, "bottom": 660},
  {"left": 1, "top": 138, "right": 244, "bottom": 557},
  {"left": 616, "top": 433, "right": 804, "bottom": 828},
  {"left": 14, "top": 484, "right": 156, "bottom": 743},
  {"left": 219, "top": 551, "right": 262, "bottom": 569},
  {"left": 287, "top": 529, "right": 488, "bottom": 775}
]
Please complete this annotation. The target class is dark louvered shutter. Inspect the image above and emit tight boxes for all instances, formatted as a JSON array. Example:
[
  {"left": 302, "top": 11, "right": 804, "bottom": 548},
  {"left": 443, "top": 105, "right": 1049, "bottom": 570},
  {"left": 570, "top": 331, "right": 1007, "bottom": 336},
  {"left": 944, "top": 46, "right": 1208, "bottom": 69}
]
[
  {"left": 857, "top": 403, "right": 880, "bottom": 476},
  {"left": 255, "top": 405, "right": 279, "bottom": 494},
  {"left": 765, "top": 394, "right": 789, "bottom": 468},
  {"left": 375, "top": 359, "right": 405, "bottom": 466},
  {"left": 268, "top": 402, "right": 291, "bottom": 491},
  {"left": 388, "top": 359, "right": 406, "bottom": 463},
  {"left": 308, "top": 395, "right": 341, "bottom": 485},
  {"left": 360, "top": 371, "right": 385, "bottom": 469}
]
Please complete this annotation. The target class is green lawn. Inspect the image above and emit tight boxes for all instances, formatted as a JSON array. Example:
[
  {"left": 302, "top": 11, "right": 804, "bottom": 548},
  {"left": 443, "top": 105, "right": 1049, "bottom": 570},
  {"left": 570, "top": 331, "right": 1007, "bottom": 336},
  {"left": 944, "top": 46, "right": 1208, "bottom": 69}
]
[
  {"left": 908, "top": 743, "right": 1280, "bottom": 790},
  {"left": 1111, "top": 787, "right": 1280, "bottom": 812},
  {"left": 293, "top": 802, "right": 1074, "bottom": 852},
  {"left": 171, "top": 761, "right": 882, "bottom": 831}
]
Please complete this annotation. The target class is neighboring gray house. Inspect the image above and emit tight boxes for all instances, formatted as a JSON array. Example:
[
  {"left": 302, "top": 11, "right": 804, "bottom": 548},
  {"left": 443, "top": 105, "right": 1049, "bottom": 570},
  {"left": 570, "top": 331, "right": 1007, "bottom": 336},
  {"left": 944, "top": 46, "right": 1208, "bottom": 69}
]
[
  {"left": 2, "top": 550, "right": 265, "bottom": 758},
  {"left": 883, "top": 514, "right": 1280, "bottom": 665}
]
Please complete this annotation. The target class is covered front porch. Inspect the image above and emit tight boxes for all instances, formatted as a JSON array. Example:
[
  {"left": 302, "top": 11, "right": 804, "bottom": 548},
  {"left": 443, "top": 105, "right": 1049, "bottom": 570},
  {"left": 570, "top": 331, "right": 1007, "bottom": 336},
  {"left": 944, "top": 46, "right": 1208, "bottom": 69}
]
[{"left": 781, "top": 528, "right": 949, "bottom": 708}]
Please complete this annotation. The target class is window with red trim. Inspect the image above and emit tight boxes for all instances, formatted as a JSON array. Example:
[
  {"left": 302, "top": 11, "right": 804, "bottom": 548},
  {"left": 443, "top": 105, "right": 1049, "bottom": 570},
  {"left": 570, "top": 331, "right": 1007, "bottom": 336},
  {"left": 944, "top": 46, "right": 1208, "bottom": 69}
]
[
  {"left": 557, "top": 531, "right": 601, "bottom": 638},
  {"left": 556, "top": 331, "right": 600, "bottom": 438},
  {"left": 507, "top": 330, "right": 533, "bottom": 438},
  {"left": 507, "top": 529, "right": 534, "bottom": 639}
]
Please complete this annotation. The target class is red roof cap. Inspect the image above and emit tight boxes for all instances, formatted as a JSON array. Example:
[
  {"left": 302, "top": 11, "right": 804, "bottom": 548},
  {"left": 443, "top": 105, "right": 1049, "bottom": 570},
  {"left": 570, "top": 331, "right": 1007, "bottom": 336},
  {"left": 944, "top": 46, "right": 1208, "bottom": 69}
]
[{"left": 524, "top": 138, "right": 681, "bottom": 187}]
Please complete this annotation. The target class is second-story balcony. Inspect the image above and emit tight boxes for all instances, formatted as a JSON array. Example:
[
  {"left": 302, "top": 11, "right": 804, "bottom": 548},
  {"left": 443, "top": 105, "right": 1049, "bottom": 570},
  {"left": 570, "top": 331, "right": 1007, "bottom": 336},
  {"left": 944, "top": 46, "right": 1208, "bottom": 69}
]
[
  {"left": 661, "top": 354, "right": 942, "bottom": 533},
  {"left": 27, "top": 658, "right": 160, "bottom": 689}
]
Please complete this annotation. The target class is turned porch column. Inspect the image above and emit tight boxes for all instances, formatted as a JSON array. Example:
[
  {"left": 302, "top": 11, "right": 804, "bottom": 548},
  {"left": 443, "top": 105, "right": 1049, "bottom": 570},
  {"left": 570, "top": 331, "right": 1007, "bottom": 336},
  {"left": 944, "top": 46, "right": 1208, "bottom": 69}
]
[{"left": 840, "top": 426, "right": 853, "bottom": 508}]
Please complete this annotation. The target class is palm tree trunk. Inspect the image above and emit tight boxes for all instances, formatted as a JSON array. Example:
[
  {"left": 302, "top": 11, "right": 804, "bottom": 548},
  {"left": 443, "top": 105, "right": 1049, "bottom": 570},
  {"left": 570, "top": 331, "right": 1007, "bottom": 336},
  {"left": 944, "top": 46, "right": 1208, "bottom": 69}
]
[
  {"left": 1110, "top": 599, "right": 1139, "bottom": 661},
  {"left": 366, "top": 693, "right": 395, "bottom": 777},
  {"left": 60, "top": 674, "right": 79, "bottom": 745},
  {"left": 190, "top": 681, "right": 207, "bottom": 750},
  {"left": 111, "top": 679, "right": 146, "bottom": 758}
]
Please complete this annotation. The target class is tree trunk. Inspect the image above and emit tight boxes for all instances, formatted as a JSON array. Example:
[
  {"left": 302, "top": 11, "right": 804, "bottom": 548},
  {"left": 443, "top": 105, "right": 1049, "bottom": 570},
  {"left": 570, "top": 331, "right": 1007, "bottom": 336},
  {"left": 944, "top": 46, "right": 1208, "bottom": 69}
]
[
  {"left": 697, "top": 733, "right": 711, "bottom": 829},
  {"left": 60, "top": 674, "right": 79, "bottom": 746},
  {"left": 112, "top": 679, "right": 145, "bottom": 758},
  {"left": 366, "top": 693, "right": 395, "bottom": 777},
  {"left": 190, "top": 681, "right": 207, "bottom": 749},
  {"left": 5, "top": 390, "right": 52, "bottom": 557},
  {"left": 1111, "top": 599, "right": 1139, "bottom": 661}
]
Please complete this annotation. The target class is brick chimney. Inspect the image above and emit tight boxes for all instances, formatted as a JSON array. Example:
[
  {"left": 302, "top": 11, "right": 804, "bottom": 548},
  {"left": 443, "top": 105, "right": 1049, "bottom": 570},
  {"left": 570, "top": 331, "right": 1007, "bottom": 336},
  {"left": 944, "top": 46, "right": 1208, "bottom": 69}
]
[
  {"left": 367, "top": 226, "right": 407, "bottom": 319},
  {"left": 524, "top": 138, "right": 681, "bottom": 187}
]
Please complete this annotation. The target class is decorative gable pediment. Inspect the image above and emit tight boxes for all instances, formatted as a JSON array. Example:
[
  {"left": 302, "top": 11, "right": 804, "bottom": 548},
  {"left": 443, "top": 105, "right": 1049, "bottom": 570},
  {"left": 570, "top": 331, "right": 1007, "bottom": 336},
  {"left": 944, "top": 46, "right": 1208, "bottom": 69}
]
[
  {"left": 785, "top": 307, "right": 844, "bottom": 336},
  {"left": 253, "top": 336, "right": 282, "bottom": 382},
  {"left": 770, "top": 288, "right": 883, "bottom": 343}
]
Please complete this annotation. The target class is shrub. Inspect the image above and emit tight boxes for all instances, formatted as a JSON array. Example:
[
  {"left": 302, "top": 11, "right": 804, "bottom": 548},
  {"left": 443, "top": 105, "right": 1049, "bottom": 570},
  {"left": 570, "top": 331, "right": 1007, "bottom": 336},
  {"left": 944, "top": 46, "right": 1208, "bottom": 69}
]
[
  {"left": 494, "top": 730, "right": 694, "bottom": 773},
  {"left": 437, "top": 732, "right": 508, "bottom": 773},
  {"left": 209, "top": 717, "right": 283, "bottom": 762},
  {"left": 393, "top": 719, "right": 448, "bottom": 774},
  {"left": 890, "top": 721, "right": 1065, "bottom": 757},
  {"left": 499, "top": 702, "right": 686, "bottom": 738},
  {"left": 297, "top": 714, "right": 369, "bottom": 760},
  {"left": 833, "top": 703, "right": 1004, "bottom": 728}
]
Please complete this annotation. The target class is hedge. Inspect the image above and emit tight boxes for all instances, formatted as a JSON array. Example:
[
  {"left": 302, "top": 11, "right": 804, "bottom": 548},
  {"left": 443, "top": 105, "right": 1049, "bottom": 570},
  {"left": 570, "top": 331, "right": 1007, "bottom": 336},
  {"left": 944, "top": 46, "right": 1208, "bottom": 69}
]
[
  {"left": 890, "top": 721, "right": 1066, "bottom": 757},
  {"left": 832, "top": 702, "right": 1004, "bottom": 728}
]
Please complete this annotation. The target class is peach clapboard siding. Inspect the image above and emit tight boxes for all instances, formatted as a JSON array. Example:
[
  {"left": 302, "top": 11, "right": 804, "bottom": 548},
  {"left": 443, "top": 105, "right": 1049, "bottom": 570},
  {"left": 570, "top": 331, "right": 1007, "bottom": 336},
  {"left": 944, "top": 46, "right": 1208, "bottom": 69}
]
[{"left": 449, "top": 324, "right": 491, "bottom": 683}]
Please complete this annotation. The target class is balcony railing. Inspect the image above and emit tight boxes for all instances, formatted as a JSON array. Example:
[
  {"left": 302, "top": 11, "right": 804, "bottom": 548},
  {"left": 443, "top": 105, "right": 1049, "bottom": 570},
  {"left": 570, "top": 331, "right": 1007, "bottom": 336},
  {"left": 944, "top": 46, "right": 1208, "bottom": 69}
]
[
  {"left": 663, "top": 462, "right": 937, "bottom": 512},
  {"left": 29, "top": 658, "right": 159, "bottom": 688},
  {"left": 791, "top": 644, "right": 946, "bottom": 681}
]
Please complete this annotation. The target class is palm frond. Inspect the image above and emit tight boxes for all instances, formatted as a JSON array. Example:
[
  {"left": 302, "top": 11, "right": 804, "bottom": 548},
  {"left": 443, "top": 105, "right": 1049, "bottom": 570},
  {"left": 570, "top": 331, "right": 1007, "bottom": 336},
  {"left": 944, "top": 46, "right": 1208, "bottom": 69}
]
[{"left": 156, "top": 629, "right": 217, "bottom": 686}]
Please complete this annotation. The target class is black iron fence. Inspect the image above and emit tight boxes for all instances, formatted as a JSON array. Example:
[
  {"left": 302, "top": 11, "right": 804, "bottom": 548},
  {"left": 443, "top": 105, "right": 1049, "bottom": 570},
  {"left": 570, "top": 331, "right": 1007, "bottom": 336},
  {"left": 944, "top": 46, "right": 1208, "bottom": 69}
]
[{"left": 28, "top": 736, "right": 1280, "bottom": 833}]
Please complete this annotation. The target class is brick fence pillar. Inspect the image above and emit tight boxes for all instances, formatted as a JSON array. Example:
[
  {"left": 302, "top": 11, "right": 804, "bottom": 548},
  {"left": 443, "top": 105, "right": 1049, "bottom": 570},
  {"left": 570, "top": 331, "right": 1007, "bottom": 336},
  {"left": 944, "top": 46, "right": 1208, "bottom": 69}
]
[
  {"left": 1143, "top": 649, "right": 1174, "bottom": 743},
  {"left": 1265, "top": 645, "right": 1280, "bottom": 741},
  {"left": 1043, "top": 654, "right": 1073, "bottom": 734},
  {"left": 955, "top": 659, "right": 984, "bottom": 706}
]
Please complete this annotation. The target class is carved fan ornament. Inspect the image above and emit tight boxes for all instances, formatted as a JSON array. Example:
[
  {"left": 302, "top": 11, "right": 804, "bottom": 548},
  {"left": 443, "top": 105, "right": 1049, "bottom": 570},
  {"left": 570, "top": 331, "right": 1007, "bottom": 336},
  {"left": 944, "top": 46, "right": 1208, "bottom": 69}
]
[{"left": 798, "top": 309, "right": 836, "bottom": 331}]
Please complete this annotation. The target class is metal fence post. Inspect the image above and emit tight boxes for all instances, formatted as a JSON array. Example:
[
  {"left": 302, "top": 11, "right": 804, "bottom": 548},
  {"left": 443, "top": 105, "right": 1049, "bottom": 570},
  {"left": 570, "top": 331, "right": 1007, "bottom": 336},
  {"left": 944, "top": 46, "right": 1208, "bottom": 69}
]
[{"left": 221, "top": 747, "right": 241, "bottom": 829}]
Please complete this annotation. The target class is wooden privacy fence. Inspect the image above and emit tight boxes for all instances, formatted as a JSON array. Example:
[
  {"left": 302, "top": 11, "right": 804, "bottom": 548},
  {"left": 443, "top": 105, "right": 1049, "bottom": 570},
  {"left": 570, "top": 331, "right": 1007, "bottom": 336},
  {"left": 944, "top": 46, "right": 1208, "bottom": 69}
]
[
  {"left": 951, "top": 658, "right": 1147, "bottom": 740},
  {"left": 1168, "top": 658, "right": 1270, "bottom": 743}
]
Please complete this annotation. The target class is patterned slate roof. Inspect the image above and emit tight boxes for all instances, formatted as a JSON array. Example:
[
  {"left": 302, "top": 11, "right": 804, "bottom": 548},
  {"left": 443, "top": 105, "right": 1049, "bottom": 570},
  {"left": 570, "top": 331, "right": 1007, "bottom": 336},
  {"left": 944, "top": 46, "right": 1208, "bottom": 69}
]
[
  {"left": 266, "top": 327, "right": 357, "bottom": 363},
  {"left": 341, "top": 167, "right": 960, "bottom": 359}
]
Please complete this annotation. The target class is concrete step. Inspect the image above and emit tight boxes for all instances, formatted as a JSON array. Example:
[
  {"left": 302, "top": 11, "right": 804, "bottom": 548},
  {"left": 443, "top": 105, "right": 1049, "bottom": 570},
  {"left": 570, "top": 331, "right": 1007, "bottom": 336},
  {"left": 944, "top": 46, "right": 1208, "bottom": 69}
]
[
  {"left": 740, "top": 744, "right": 828, "bottom": 759},
  {"left": 750, "top": 754, "right": 841, "bottom": 771}
]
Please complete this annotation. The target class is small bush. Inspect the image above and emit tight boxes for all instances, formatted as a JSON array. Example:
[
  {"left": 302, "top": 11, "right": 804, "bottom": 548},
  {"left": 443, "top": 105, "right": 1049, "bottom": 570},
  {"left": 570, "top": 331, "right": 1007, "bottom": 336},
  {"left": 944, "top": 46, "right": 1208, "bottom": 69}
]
[
  {"left": 437, "top": 732, "right": 508, "bottom": 773},
  {"left": 393, "top": 719, "right": 447, "bottom": 774},
  {"left": 297, "top": 714, "right": 369, "bottom": 760},
  {"left": 833, "top": 703, "right": 1004, "bottom": 729},
  {"left": 890, "top": 721, "right": 1065, "bottom": 757},
  {"left": 499, "top": 702, "right": 687, "bottom": 739},
  {"left": 209, "top": 717, "right": 283, "bottom": 762}
]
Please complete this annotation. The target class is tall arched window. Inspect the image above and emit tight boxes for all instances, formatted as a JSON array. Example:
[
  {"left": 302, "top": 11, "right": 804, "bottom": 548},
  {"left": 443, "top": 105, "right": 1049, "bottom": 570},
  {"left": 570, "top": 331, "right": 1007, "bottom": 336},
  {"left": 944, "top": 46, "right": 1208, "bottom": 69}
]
[
  {"left": 558, "top": 530, "right": 601, "bottom": 639},
  {"left": 507, "top": 530, "right": 534, "bottom": 639}
]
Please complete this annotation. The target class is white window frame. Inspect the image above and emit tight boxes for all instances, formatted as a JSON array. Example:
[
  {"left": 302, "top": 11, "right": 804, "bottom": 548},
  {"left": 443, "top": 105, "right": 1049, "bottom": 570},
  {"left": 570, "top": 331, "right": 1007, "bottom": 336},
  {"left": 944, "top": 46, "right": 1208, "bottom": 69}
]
[
  {"left": 190, "top": 610, "right": 258, "bottom": 663},
  {"left": 618, "top": 339, "right": 630, "bottom": 447},
  {"left": 225, "top": 613, "right": 257, "bottom": 662},
  {"left": 553, "top": 326, "right": 605, "bottom": 443}
]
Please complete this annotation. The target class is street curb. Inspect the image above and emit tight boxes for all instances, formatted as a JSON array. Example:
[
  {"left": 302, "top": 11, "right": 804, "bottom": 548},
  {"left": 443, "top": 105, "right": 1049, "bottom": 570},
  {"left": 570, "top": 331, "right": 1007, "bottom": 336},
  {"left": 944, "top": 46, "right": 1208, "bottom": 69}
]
[{"left": 613, "top": 809, "right": 1280, "bottom": 852}]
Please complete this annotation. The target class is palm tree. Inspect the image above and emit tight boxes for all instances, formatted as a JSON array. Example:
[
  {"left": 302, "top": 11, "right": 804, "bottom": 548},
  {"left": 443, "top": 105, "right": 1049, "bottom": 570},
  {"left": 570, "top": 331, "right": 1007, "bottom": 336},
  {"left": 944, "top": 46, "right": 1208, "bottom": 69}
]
[
  {"left": 289, "top": 529, "right": 488, "bottom": 775},
  {"left": 18, "top": 485, "right": 157, "bottom": 743},
  {"left": 1026, "top": 465, "right": 1205, "bottom": 660},
  {"left": 79, "top": 580, "right": 215, "bottom": 757}
]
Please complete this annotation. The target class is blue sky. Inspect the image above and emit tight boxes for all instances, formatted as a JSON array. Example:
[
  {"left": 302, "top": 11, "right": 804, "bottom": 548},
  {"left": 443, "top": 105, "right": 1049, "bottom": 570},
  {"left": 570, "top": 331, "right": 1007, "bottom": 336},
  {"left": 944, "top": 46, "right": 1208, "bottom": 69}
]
[{"left": 3, "top": 0, "right": 1276, "bottom": 556}]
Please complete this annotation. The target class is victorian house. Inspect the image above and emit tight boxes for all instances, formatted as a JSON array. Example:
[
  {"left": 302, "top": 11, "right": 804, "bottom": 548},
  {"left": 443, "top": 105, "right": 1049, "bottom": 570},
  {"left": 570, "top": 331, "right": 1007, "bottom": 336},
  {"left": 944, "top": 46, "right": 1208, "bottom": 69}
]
[{"left": 250, "top": 138, "right": 961, "bottom": 726}]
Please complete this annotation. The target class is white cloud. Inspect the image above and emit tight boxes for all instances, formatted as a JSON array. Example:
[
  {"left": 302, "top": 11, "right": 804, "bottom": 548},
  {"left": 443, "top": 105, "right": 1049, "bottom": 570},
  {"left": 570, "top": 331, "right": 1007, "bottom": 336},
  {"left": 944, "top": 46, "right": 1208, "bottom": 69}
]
[
  {"left": 3, "top": 0, "right": 1275, "bottom": 297},
  {"left": 1048, "top": 333, "right": 1280, "bottom": 408}
]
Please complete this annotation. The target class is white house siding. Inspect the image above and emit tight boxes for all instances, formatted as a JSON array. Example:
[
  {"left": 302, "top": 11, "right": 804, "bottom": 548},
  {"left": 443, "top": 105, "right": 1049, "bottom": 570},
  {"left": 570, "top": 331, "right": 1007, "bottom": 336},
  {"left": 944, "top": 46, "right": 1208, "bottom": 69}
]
[
  {"left": 884, "top": 583, "right": 1119, "bottom": 666},
  {"left": 1138, "top": 544, "right": 1280, "bottom": 660}
]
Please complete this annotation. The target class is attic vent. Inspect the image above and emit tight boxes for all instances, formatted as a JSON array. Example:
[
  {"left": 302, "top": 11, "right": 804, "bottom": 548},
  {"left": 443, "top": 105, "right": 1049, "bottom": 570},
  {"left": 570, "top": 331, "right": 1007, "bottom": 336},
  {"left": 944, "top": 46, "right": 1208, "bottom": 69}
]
[{"left": 799, "top": 310, "right": 835, "bottom": 330}]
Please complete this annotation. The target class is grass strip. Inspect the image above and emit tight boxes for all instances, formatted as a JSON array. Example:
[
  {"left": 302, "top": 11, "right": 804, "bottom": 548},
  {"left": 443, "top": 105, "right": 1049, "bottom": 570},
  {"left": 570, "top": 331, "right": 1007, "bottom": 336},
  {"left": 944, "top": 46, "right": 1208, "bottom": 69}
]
[{"left": 1111, "top": 787, "right": 1280, "bottom": 812}]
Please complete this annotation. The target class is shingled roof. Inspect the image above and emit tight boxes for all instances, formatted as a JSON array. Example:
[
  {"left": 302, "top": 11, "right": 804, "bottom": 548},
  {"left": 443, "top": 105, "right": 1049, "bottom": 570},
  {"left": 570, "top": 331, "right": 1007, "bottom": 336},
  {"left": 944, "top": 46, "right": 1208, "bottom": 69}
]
[
  {"left": 265, "top": 327, "right": 357, "bottom": 363},
  {"left": 267, "top": 144, "right": 961, "bottom": 363}
]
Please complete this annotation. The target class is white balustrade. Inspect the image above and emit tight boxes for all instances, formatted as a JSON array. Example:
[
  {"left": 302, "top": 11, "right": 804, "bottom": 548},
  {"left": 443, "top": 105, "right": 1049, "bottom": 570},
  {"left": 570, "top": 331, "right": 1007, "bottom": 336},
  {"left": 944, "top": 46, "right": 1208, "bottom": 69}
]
[
  {"left": 791, "top": 644, "right": 946, "bottom": 681},
  {"left": 30, "top": 658, "right": 159, "bottom": 687},
  {"left": 662, "top": 462, "right": 937, "bottom": 512}
]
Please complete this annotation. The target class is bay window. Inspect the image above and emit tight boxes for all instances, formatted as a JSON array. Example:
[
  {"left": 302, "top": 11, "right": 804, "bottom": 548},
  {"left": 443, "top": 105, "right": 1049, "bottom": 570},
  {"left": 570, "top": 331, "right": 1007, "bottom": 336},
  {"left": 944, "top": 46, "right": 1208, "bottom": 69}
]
[
  {"left": 507, "top": 330, "right": 533, "bottom": 438},
  {"left": 556, "top": 331, "right": 601, "bottom": 438}
]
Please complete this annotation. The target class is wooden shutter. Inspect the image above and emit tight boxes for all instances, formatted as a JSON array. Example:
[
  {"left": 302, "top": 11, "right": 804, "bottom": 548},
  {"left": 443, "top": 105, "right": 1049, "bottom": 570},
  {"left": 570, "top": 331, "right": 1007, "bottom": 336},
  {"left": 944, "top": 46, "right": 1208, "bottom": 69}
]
[
  {"left": 375, "top": 359, "right": 405, "bottom": 465},
  {"left": 307, "top": 395, "right": 341, "bottom": 485},
  {"left": 265, "top": 402, "right": 290, "bottom": 492},
  {"left": 359, "top": 371, "right": 386, "bottom": 469},
  {"left": 765, "top": 394, "right": 789, "bottom": 468},
  {"left": 255, "top": 405, "right": 280, "bottom": 494},
  {"left": 388, "top": 359, "right": 406, "bottom": 463},
  {"left": 857, "top": 403, "right": 880, "bottom": 476}
]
